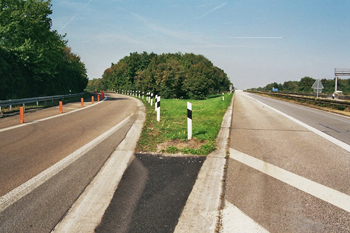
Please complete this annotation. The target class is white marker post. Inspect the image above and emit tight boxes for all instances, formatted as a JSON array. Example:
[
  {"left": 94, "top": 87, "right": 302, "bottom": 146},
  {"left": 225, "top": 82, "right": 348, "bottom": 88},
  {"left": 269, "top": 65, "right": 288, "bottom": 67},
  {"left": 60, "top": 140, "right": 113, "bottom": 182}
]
[
  {"left": 157, "top": 96, "right": 160, "bottom": 122},
  {"left": 222, "top": 93, "right": 225, "bottom": 101},
  {"left": 155, "top": 95, "right": 158, "bottom": 111},
  {"left": 151, "top": 93, "right": 153, "bottom": 106},
  {"left": 187, "top": 102, "right": 192, "bottom": 140}
]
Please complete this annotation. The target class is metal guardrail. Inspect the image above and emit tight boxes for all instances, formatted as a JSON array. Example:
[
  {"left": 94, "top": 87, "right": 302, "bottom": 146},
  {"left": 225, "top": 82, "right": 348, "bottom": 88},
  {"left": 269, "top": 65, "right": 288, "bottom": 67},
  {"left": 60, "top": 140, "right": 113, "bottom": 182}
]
[
  {"left": 0, "top": 92, "right": 86, "bottom": 112},
  {"left": 247, "top": 91, "right": 350, "bottom": 109}
]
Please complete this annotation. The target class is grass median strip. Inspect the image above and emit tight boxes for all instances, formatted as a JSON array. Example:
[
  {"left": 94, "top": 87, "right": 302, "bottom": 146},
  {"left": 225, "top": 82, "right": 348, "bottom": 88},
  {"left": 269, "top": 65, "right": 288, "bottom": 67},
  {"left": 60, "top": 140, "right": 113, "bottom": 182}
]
[{"left": 136, "top": 93, "right": 233, "bottom": 155}]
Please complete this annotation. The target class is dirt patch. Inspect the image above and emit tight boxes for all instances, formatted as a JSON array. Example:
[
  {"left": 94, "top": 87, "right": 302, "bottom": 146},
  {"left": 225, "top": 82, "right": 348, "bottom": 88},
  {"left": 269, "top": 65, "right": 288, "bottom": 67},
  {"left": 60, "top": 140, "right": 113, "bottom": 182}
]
[{"left": 156, "top": 139, "right": 207, "bottom": 153}]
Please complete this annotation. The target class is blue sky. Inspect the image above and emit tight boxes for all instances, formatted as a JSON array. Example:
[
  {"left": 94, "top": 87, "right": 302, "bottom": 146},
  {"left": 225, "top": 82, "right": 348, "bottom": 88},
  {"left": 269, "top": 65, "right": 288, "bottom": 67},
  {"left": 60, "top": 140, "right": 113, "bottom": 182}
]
[{"left": 50, "top": 0, "right": 350, "bottom": 90}]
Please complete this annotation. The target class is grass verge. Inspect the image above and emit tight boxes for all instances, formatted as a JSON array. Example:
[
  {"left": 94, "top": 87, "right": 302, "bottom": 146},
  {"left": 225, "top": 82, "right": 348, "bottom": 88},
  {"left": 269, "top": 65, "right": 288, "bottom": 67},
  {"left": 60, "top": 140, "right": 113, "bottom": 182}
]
[{"left": 136, "top": 93, "right": 233, "bottom": 155}]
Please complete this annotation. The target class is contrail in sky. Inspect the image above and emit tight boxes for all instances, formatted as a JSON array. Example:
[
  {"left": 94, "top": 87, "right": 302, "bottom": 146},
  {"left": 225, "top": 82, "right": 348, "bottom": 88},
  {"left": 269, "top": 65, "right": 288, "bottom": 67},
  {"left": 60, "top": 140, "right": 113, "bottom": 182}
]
[
  {"left": 197, "top": 2, "right": 228, "bottom": 19},
  {"left": 61, "top": 0, "right": 93, "bottom": 30},
  {"left": 228, "top": 37, "right": 283, "bottom": 39}
]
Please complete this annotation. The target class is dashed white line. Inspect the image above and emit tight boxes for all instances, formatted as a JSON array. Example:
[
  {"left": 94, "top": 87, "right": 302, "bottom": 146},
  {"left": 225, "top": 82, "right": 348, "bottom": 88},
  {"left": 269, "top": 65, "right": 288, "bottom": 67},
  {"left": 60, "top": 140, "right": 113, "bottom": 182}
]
[
  {"left": 230, "top": 148, "right": 350, "bottom": 213},
  {"left": 221, "top": 200, "right": 269, "bottom": 233}
]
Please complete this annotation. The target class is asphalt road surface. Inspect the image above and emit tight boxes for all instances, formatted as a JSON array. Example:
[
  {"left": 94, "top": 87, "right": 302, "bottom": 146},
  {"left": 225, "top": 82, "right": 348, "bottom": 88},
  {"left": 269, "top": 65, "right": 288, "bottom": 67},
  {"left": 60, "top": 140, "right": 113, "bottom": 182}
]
[
  {"left": 0, "top": 94, "right": 141, "bottom": 232},
  {"left": 95, "top": 153, "right": 205, "bottom": 233},
  {"left": 223, "top": 91, "right": 350, "bottom": 232}
]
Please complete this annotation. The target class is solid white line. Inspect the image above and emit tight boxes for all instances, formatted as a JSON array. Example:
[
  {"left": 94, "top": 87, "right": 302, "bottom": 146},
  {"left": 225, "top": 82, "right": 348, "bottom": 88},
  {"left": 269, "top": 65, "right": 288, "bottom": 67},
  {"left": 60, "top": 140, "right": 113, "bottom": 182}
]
[
  {"left": 221, "top": 200, "right": 269, "bottom": 233},
  {"left": 0, "top": 97, "right": 107, "bottom": 133},
  {"left": 51, "top": 98, "right": 145, "bottom": 232},
  {"left": 245, "top": 94, "right": 350, "bottom": 153},
  {"left": 0, "top": 112, "right": 132, "bottom": 212},
  {"left": 230, "top": 148, "right": 350, "bottom": 213}
]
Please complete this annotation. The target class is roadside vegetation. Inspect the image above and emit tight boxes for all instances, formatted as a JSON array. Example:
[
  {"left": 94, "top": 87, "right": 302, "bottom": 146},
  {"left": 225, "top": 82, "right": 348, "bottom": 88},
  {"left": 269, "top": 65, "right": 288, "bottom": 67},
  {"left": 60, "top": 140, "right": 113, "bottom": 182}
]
[
  {"left": 136, "top": 93, "right": 233, "bottom": 156},
  {"left": 249, "top": 76, "right": 350, "bottom": 95},
  {"left": 87, "top": 52, "right": 231, "bottom": 100},
  {"left": 0, "top": 0, "right": 88, "bottom": 100}
]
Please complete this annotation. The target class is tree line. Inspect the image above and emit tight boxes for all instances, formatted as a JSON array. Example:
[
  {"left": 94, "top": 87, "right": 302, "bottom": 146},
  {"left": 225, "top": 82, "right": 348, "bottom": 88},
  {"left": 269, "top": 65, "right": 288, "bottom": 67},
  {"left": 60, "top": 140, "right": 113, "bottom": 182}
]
[
  {"left": 0, "top": 0, "right": 88, "bottom": 100},
  {"left": 88, "top": 52, "right": 231, "bottom": 99},
  {"left": 250, "top": 76, "right": 350, "bottom": 95}
]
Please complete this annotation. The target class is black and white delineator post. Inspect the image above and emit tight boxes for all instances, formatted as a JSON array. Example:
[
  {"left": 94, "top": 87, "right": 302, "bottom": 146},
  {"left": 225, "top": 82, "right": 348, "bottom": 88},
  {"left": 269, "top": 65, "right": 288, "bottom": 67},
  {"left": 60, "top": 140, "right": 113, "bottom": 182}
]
[
  {"left": 157, "top": 96, "right": 160, "bottom": 122},
  {"left": 187, "top": 102, "right": 192, "bottom": 140},
  {"left": 155, "top": 95, "right": 158, "bottom": 111}
]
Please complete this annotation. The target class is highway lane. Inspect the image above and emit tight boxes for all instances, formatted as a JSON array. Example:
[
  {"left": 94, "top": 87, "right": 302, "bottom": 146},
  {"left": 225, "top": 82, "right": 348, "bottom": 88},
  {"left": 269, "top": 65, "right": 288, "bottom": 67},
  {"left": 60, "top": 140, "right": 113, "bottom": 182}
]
[
  {"left": 223, "top": 91, "right": 350, "bottom": 232},
  {"left": 246, "top": 92, "right": 350, "bottom": 145},
  {"left": 0, "top": 94, "right": 142, "bottom": 232}
]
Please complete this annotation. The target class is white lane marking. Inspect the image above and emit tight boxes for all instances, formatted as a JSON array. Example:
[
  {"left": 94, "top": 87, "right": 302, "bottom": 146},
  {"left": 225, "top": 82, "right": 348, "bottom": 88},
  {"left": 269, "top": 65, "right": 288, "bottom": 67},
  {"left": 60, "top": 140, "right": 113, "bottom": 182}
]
[
  {"left": 245, "top": 94, "right": 350, "bottom": 153},
  {"left": 51, "top": 98, "right": 145, "bottom": 232},
  {"left": 221, "top": 200, "right": 269, "bottom": 233},
  {"left": 0, "top": 97, "right": 107, "bottom": 133},
  {"left": 230, "top": 148, "right": 350, "bottom": 213},
  {"left": 248, "top": 93, "right": 350, "bottom": 123},
  {"left": 0, "top": 112, "right": 132, "bottom": 212}
]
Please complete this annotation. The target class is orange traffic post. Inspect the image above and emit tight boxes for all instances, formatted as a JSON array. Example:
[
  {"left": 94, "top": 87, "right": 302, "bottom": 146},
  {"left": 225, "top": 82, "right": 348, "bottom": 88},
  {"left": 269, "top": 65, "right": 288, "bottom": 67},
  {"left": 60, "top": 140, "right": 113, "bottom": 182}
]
[
  {"left": 19, "top": 107, "right": 24, "bottom": 124},
  {"left": 92, "top": 96, "right": 94, "bottom": 104},
  {"left": 98, "top": 95, "right": 100, "bottom": 102},
  {"left": 81, "top": 98, "right": 84, "bottom": 107},
  {"left": 101, "top": 91, "right": 105, "bottom": 99},
  {"left": 59, "top": 101, "right": 63, "bottom": 114}
]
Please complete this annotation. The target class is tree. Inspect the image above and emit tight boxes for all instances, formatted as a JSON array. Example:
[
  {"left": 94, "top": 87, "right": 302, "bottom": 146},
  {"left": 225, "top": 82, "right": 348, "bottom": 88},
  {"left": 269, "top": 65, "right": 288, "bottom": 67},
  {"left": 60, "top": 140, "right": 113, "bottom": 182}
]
[
  {"left": 298, "top": 77, "right": 315, "bottom": 93},
  {"left": 0, "top": 0, "right": 87, "bottom": 98},
  {"left": 99, "top": 52, "right": 231, "bottom": 99},
  {"left": 182, "top": 62, "right": 213, "bottom": 99}
]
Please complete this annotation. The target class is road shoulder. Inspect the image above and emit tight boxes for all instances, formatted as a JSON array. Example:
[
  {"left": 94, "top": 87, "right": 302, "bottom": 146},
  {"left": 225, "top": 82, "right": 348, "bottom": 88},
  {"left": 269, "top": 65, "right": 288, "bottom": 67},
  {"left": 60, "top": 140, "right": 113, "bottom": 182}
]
[{"left": 174, "top": 93, "right": 234, "bottom": 233}]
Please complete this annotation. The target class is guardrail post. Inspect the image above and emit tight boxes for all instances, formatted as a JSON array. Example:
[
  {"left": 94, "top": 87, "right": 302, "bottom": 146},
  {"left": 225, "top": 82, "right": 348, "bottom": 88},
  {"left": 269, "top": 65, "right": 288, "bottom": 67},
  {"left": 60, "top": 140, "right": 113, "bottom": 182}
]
[
  {"left": 20, "top": 107, "right": 24, "bottom": 124},
  {"left": 59, "top": 101, "right": 63, "bottom": 114}
]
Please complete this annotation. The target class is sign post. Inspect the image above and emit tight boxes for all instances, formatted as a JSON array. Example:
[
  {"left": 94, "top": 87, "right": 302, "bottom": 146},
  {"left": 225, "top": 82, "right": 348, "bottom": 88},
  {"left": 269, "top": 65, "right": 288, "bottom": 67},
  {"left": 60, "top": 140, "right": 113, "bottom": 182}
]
[
  {"left": 334, "top": 68, "right": 350, "bottom": 92},
  {"left": 311, "top": 79, "right": 324, "bottom": 98}
]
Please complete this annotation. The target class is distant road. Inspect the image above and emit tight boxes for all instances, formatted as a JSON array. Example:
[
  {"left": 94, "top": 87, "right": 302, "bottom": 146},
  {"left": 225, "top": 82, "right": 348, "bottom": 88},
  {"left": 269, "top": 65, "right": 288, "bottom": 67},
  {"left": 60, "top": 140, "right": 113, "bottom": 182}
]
[
  {"left": 222, "top": 91, "right": 350, "bottom": 232},
  {"left": 0, "top": 94, "right": 142, "bottom": 232},
  {"left": 246, "top": 92, "right": 350, "bottom": 145}
]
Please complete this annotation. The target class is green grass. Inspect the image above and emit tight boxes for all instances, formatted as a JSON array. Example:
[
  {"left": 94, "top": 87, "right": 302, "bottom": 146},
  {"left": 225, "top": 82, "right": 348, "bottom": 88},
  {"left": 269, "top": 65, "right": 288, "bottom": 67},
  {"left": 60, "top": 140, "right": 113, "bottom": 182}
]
[{"left": 136, "top": 93, "right": 233, "bottom": 155}]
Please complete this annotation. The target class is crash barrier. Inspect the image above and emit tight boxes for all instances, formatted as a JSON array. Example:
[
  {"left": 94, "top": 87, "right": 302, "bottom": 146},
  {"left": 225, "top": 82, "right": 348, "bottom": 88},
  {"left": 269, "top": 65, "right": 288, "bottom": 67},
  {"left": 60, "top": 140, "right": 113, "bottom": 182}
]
[{"left": 0, "top": 92, "right": 86, "bottom": 113}]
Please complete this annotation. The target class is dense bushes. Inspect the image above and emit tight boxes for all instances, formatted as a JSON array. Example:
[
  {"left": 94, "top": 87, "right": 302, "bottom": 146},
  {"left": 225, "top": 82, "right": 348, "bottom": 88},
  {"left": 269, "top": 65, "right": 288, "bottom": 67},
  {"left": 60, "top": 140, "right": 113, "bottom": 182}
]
[{"left": 92, "top": 52, "right": 231, "bottom": 99}]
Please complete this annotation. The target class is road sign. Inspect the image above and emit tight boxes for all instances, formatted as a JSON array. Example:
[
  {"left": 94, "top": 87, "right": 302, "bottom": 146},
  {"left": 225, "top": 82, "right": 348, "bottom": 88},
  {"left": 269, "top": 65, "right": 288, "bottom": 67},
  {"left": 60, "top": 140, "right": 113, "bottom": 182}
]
[
  {"left": 335, "top": 68, "right": 350, "bottom": 76},
  {"left": 312, "top": 79, "right": 324, "bottom": 97}
]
